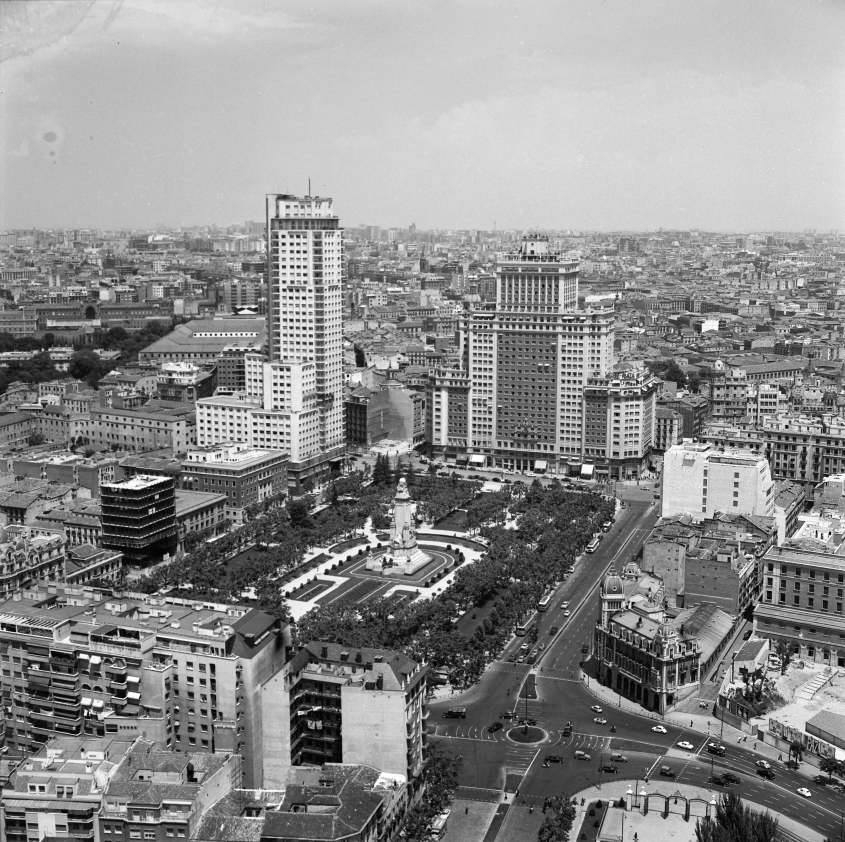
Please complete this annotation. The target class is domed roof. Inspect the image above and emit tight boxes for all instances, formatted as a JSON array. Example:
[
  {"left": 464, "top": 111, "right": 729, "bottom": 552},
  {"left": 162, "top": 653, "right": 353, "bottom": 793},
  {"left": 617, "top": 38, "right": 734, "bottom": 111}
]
[{"left": 603, "top": 566, "right": 624, "bottom": 595}]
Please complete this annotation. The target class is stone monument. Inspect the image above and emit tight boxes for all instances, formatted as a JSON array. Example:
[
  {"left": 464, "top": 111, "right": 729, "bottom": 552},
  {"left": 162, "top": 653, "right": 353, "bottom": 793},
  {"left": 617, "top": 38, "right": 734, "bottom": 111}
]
[{"left": 365, "top": 477, "right": 431, "bottom": 575}]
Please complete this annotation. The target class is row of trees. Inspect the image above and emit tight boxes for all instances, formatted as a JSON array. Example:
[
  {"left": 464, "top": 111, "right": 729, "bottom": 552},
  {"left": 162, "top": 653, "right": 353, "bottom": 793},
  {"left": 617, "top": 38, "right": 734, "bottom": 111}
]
[
  {"left": 694, "top": 792, "right": 778, "bottom": 842},
  {"left": 397, "top": 746, "right": 461, "bottom": 842}
]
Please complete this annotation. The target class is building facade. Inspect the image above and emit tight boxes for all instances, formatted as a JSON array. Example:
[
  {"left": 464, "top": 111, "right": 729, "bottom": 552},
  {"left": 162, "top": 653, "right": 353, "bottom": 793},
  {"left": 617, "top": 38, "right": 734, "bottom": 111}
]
[
  {"left": 262, "top": 641, "right": 427, "bottom": 790},
  {"left": 429, "top": 236, "right": 615, "bottom": 473},
  {"left": 661, "top": 441, "right": 775, "bottom": 521},
  {"left": 754, "top": 545, "right": 845, "bottom": 668}
]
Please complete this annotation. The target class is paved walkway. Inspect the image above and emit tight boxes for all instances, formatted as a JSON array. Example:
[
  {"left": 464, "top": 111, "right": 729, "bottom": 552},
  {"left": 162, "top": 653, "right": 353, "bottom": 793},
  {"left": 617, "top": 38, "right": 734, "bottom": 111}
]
[{"left": 581, "top": 671, "right": 818, "bottom": 779}]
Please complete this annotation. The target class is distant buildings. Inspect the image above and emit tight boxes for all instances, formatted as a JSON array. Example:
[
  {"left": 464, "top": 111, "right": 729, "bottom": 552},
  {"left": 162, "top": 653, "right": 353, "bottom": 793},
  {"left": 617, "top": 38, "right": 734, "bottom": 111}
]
[
  {"left": 138, "top": 317, "right": 266, "bottom": 367},
  {"left": 0, "top": 525, "right": 66, "bottom": 598},
  {"left": 661, "top": 441, "right": 774, "bottom": 520}
]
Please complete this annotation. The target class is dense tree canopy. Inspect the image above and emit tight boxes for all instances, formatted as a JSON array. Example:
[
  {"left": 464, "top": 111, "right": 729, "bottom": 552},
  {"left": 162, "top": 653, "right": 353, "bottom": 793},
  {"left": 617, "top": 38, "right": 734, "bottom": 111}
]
[{"left": 694, "top": 793, "right": 778, "bottom": 842}]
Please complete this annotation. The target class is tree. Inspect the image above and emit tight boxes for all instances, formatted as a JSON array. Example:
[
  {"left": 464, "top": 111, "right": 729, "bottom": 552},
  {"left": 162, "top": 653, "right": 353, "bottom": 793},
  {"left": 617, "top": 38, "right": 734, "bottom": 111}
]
[
  {"left": 68, "top": 349, "right": 108, "bottom": 387},
  {"left": 287, "top": 499, "right": 313, "bottom": 530},
  {"left": 372, "top": 454, "right": 392, "bottom": 486},
  {"left": 695, "top": 792, "right": 778, "bottom": 842},
  {"left": 27, "top": 432, "right": 46, "bottom": 446},
  {"left": 819, "top": 756, "right": 840, "bottom": 782},
  {"left": 537, "top": 799, "right": 575, "bottom": 842},
  {"left": 788, "top": 740, "right": 803, "bottom": 764},
  {"left": 774, "top": 640, "right": 791, "bottom": 675},
  {"left": 663, "top": 360, "right": 687, "bottom": 387}
]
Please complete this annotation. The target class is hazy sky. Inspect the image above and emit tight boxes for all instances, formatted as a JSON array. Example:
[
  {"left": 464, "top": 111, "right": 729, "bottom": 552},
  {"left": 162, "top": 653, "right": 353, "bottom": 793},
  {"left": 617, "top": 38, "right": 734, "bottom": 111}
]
[{"left": 1, "top": 0, "right": 843, "bottom": 231}]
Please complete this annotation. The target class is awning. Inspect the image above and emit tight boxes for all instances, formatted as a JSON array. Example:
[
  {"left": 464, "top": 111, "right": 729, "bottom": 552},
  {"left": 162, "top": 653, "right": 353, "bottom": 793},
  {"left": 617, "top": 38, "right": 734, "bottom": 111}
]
[
  {"left": 92, "top": 699, "right": 104, "bottom": 709},
  {"left": 534, "top": 460, "right": 547, "bottom": 471},
  {"left": 126, "top": 676, "right": 140, "bottom": 684},
  {"left": 78, "top": 653, "right": 90, "bottom": 660},
  {"left": 127, "top": 691, "right": 141, "bottom": 701},
  {"left": 81, "top": 697, "right": 92, "bottom": 707},
  {"left": 581, "top": 464, "right": 595, "bottom": 478},
  {"left": 469, "top": 455, "right": 485, "bottom": 465},
  {"left": 89, "top": 655, "right": 102, "bottom": 665}
]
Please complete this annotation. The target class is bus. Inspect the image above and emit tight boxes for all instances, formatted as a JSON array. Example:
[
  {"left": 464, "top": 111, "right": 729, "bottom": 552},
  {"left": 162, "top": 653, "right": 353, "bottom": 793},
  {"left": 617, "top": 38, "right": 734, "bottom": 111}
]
[
  {"left": 586, "top": 537, "right": 601, "bottom": 554},
  {"left": 515, "top": 611, "right": 537, "bottom": 636},
  {"left": 537, "top": 592, "right": 553, "bottom": 612},
  {"left": 428, "top": 810, "right": 450, "bottom": 839}
]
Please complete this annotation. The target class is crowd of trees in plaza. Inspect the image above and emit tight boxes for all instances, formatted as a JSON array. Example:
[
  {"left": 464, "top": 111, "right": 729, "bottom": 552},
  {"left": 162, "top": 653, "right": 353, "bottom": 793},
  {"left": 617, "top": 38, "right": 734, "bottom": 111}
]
[
  {"left": 536, "top": 796, "right": 576, "bottom": 842},
  {"left": 296, "top": 479, "right": 614, "bottom": 687},
  {"left": 138, "top": 466, "right": 480, "bottom": 620}
]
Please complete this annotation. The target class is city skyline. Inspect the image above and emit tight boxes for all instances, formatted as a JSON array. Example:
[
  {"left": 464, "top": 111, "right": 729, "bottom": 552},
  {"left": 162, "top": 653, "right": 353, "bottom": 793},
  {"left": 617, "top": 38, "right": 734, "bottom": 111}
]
[{"left": 1, "top": 0, "right": 843, "bottom": 232}]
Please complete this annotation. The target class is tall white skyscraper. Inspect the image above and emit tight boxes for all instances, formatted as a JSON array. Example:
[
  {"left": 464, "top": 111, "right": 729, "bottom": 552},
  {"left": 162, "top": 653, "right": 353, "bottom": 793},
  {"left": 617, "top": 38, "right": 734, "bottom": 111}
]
[
  {"left": 196, "top": 194, "right": 345, "bottom": 493},
  {"left": 266, "top": 193, "right": 344, "bottom": 460}
]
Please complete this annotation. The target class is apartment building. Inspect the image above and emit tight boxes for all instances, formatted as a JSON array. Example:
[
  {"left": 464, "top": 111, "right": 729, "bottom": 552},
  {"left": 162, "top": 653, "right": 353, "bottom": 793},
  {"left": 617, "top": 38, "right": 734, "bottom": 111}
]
[
  {"left": 761, "top": 414, "right": 845, "bottom": 487},
  {"left": 88, "top": 405, "right": 195, "bottom": 454},
  {"left": 156, "top": 361, "right": 217, "bottom": 403},
  {"left": 0, "top": 585, "right": 290, "bottom": 787},
  {"left": 654, "top": 406, "right": 683, "bottom": 452},
  {"left": 582, "top": 368, "right": 657, "bottom": 480},
  {"left": 100, "top": 475, "right": 177, "bottom": 565},
  {"left": 182, "top": 442, "right": 288, "bottom": 524},
  {"left": 138, "top": 318, "right": 266, "bottom": 367},
  {"left": 0, "top": 735, "right": 134, "bottom": 842},
  {"left": 755, "top": 545, "right": 845, "bottom": 668},
  {"left": 0, "top": 525, "right": 66, "bottom": 598},
  {"left": 661, "top": 441, "right": 774, "bottom": 520},
  {"left": 99, "top": 738, "right": 241, "bottom": 842},
  {"left": 0, "top": 412, "right": 35, "bottom": 450},
  {"left": 262, "top": 641, "right": 427, "bottom": 789}
]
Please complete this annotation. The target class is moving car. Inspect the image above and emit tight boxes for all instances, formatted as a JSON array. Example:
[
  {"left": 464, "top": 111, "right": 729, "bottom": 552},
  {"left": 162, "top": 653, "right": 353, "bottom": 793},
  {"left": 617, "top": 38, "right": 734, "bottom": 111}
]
[
  {"left": 755, "top": 760, "right": 771, "bottom": 770},
  {"left": 487, "top": 722, "right": 503, "bottom": 733},
  {"left": 444, "top": 707, "right": 466, "bottom": 719},
  {"left": 706, "top": 742, "right": 726, "bottom": 756},
  {"left": 659, "top": 765, "right": 676, "bottom": 778},
  {"left": 722, "top": 772, "right": 740, "bottom": 785},
  {"left": 797, "top": 787, "right": 812, "bottom": 798},
  {"left": 544, "top": 754, "right": 563, "bottom": 764},
  {"left": 560, "top": 601, "right": 570, "bottom": 610},
  {"left": 676, "top": 741, "right": 694, "bottom": 750},
  {"left": 563, "top": 610, "right": 571, "bottom": 617},
  {"left": 651, "top": 725, "right": 668, "bottom": 734},
  {"left": 574, "top": 750, "right": 592, "bottom": 761},
  {"left": 610, "top": 752, "right": 628, "bottom": 762},
  {"left": 600, "top": 764, "right": 619, "bottom": 774},
  {"left": 590, "top": 705, "right": 603, "bottom": 713},
  {"left": 757, "top": 768, "right": 775, "bottom": 780},
  {"left": 593, "top": 717, "right": 608, "bottom": 725}
]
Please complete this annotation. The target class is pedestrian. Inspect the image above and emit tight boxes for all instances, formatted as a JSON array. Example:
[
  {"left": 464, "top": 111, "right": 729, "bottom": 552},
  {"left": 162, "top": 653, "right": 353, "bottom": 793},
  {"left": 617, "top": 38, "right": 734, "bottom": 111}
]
[
  {"left": 690, "top": 720, "right": 693, "bottom": 727},
  {"left": 530, "top": 806, "right": 534, "bottom": 814},
  {"left": 465, "top": 807, "right": 469, "bottom": 815}
]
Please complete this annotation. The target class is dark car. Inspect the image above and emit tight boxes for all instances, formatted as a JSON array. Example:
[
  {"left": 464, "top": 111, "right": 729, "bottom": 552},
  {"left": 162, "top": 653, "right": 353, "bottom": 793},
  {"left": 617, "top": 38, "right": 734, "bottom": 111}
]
[
  {"left": 742, "top": 629, "right": 753, "bottom": 640},
  {"left": 581, "top": 644, "right": 589, "bottom": 654},
  {"left": 659, "top": 765, "right": 675, "bottom": 778},
  {"left": 549, "top": 626, "right": 559, "bottom": 635},
  {"left": 487, "top": 722, "right": 503, "bottom": 733},
  {"left": 600, "top": 764, "right": 619, "bottom": 774},
  {"left": 722, "top": 772, "right": 740, "bottom": 784},
  {"left": 519, "top": 718, "right": 538, "bottom": 726},
  {"left": 710, "top": 775, "right": 731, "bottom": 787},
  {"left": 813, "top": 775, "right": 829, "bottom": 786},
  {"left": 544, "top": 754, "right": 563, "bottom": 764},
  {"left": 757, "top": 768, "right": 775, "bottom": 780},
  {"left": 501, "top": 711, "right": 514, "bottom": 720}
]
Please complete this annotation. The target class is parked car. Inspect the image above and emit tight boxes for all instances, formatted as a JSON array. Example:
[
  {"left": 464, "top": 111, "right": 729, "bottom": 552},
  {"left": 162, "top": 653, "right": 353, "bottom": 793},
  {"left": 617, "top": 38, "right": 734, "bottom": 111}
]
[
  {"left": 549, "top": 626, "right": 559, "bottom": 635},
  {"left": 560, "top": 601, "right": 570, "bottom": 609},
  {"left": 813, "top": 775, "right": 829, "bottom": 786},
  {"left": 487, "top": 722, "right": 503, "bottom": 733}
]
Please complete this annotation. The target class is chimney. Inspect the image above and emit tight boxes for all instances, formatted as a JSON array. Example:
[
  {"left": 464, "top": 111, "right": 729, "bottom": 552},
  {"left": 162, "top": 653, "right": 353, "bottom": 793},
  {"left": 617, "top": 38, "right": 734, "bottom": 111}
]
[
  {"left": 374, "top": 654, "right": 383, "bottom": 663},
  {"left": 340, "top": 651, "right": 349, "bottom": 662},
  {"left": 321, "top": 645, "right": 328, "bottom": 658}
]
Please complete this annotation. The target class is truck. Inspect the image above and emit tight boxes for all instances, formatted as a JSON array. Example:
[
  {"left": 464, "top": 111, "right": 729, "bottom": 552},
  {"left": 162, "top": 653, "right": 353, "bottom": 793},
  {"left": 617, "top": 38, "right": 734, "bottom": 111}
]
[{"left": 444, "top": 707, "right": 466, "bottom": 719}]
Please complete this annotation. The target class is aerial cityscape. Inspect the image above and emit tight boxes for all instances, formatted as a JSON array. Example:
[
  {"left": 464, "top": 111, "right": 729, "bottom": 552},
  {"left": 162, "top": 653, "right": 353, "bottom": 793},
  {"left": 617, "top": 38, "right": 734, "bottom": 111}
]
[{"left": 1, "top": 2, "right": 844, "bottom": 842}]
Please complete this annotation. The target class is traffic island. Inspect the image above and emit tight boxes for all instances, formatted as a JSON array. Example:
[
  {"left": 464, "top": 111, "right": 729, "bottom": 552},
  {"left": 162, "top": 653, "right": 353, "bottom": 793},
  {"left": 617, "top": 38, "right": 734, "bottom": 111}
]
[{"left": 507, "top": 725, "right": 546, "bottom": 744}]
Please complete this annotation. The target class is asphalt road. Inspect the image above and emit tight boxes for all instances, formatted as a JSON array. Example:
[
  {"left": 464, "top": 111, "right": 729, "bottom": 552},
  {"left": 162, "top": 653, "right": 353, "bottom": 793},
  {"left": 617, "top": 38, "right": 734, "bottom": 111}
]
[{"left": 428, "top": 493, "right": 845, "bottom": 839}]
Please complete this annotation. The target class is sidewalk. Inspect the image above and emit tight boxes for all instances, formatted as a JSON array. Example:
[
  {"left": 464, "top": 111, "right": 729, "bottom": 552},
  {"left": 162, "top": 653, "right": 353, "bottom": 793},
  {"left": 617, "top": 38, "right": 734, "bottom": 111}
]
[{"left": 580, "top": 671, "right": 816, "bottom": 779}]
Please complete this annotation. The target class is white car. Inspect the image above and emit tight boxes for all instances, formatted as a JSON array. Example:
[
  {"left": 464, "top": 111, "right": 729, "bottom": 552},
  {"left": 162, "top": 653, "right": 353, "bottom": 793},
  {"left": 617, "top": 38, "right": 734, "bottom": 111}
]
[
  {"left": 593, "top": 717, "right": 608, "bottom": 725},
  {"left": 652, "top": 725, "right": 668, "bottom": 734},
  {"left": 797, "top": 787, "right": 812, "bottom": 798},
  {"left": 590, "top": 705, "right": 603, "bottom": 713},
  {"left": 755, "top": 760, "right": 771, "bottom": 770},
  {"left": 560, "top": 601, "right": 570, "bottom": 609},
  {"left": 563, "top": 610, "right": 571, "bottom": 617},
  {"left": 677, "top": 741, "right": 694, "bottom": 750}
]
